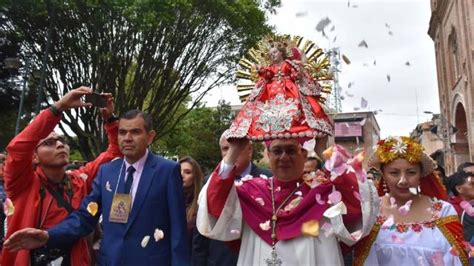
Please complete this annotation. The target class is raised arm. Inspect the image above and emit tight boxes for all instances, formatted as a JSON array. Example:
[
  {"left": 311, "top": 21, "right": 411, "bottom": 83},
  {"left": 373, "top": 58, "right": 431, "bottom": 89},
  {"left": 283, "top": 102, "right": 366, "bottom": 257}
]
[
  {"left": 74, "top": 93, "right": 122, "bottom": 192},
  {"left": 4, "top": 87, "right": 93, "bottom": 200}
]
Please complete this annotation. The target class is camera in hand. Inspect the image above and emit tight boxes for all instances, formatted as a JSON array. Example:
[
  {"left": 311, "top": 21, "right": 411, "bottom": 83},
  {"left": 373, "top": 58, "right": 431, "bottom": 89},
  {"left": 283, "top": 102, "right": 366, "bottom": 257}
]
[{"left": 84, "top": 93, "right": 107, "bottom": 108}]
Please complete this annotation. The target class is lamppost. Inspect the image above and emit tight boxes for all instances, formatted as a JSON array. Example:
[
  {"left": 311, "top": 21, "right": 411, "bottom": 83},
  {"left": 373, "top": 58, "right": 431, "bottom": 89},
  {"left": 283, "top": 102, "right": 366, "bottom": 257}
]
[
  {"left": 424, "top": 111, "right": 457, "bottom": 173},
  {"left": 4, "top": 56, "right": 31, "bottom": 135}
]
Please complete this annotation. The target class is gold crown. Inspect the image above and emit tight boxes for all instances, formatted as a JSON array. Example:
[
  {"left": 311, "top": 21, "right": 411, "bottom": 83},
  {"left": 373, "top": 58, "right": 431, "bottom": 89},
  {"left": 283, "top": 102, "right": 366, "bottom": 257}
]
[{"left": 375, "top": 136, "right": 423, "bottom": 164}]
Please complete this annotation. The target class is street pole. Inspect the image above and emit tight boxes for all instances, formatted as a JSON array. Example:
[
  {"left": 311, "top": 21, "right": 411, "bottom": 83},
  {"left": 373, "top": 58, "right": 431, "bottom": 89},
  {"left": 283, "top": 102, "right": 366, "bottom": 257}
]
[{"left": 14, "top": 57, "right": 31, "bottom": 135}]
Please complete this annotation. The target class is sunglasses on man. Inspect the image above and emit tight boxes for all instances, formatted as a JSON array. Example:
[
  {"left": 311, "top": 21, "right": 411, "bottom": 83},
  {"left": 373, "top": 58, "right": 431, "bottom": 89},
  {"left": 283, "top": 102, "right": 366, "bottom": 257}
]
[{"left": 37, "top": 136, "right": 68, "bottom": 148}]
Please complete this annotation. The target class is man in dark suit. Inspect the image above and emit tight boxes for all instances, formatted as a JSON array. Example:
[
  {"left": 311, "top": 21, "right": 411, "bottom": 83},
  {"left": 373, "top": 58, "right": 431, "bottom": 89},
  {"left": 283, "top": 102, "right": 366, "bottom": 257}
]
[
  {"left": 4, "top": 110, "right": 190, "bottom": 265},
  {"left": 192, "top": 131, "right": 271, "bottom": 266}
]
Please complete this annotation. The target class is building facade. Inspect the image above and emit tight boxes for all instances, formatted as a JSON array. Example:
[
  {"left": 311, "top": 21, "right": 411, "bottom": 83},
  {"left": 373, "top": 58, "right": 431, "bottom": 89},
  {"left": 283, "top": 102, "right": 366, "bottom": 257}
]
[
  {"left": 428, "top": 0, "right": 474, "bottom": 173},
  {"left": 329, "top": 111, "right": 381, "bottom": 165}
]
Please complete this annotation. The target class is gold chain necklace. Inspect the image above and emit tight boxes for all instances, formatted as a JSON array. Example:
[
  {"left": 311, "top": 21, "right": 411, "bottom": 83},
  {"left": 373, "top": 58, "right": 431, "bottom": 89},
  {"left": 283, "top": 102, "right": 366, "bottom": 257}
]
[{"left": 265, "top": 177, "right": 301, "bottom": 266}]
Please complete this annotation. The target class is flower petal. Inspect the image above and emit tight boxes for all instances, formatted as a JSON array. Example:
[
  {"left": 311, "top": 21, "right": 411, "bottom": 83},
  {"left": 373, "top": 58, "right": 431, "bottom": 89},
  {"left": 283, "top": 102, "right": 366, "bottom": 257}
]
[
  {"left": 382, "top": 215, "right": 395, "bottom": 229},
  {"left": 87, "top": 202, "right": 99, "bottom": 216},
  {"left": 449, "top": 246, "right": 459, "bottom": 256},
  {"left": 106, "top": 181, "right": 112, "bottom": 192},
  {"left": 3, "top": 198, "right": 14, "bottom": 216},
  {"left": 230, "top": 229, "right": 240, "bottom": 235},
  {"left": 79, "top": 173, "right": 88, "bottom": 181},
  {"left": 398, "top": 200, "right": 412, "bottom": 216},
  {"left": 154, "top": 229, "right": 164, "bottom": 242},
  {"left": 328, "top": 190, "right": 342, "bottom": 205},
  {"left": 323, "top": 201, "right": 347, "bottom": 218},
  {"left": 141, "top": 235, "right": 150, "bottom": 248},
  {"left": 460, "top": 201, "right": 474, "bottom": 216},
  {"left": 255, "top": 197, "right": 265, "bottom": 206},
  {"left": 301, "top": 220, "right": 320, "bottom": 237},
  {"left": 259, "top": 220, "right": 271, "bottom": 231},
  {"left": 315, "top": 194, "right": 326, "bottom": 205}
]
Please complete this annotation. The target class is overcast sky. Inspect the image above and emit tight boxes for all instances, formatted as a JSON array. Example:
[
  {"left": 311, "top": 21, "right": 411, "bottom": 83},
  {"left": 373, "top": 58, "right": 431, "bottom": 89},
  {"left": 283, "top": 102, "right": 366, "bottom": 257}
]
[{"left": 203, "top": 0, "right": 440, "bottom": 138}]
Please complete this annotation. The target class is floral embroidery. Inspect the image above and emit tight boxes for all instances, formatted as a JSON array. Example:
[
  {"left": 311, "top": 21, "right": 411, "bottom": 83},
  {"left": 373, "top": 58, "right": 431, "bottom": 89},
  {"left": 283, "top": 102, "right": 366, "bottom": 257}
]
[
  {"left": 411, "top": 223, "right": 423, "bottom": 233},
  {"left": 376, "top": 199, "right": 444, "bottom": 233},
  {"left": 396, "top": 223, "right": 409, "bottom": 233},
  {"left": 432, "top": 202, "right": 443, "bottom": 211},
  {"left": 255, "top": 93, "right": 300, "bottom": 133}
]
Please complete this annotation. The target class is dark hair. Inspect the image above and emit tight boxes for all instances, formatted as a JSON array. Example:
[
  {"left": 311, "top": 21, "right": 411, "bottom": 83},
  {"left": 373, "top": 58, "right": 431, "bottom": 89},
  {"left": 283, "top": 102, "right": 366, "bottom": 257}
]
[
  {"left": 434, "top": 165, "right": 446, "bottom": 178},
  {"left": 306, "top": 156, "right": 322, "bottom": 170},
  {"left": 120, "top": 110, "right": 153, "bottom": 132},
  {"left": 447, "top": 171, "right": 472, "bottom": 196},
  {"left": 178, "top": 156, "right": 204, "bottom": 223},
  {"left": 457, "top": 162, "right": 474, "bottom": 172}
]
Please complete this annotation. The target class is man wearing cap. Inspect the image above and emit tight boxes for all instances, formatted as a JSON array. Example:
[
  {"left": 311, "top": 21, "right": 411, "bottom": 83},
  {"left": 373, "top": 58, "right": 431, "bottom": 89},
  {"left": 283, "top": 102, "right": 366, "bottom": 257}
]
[
  {"left": 1, "top": 87, "right": 121, "bottom": 265},
  {"left": 196, "top": 138, "right": 378, "bottom": 265}
]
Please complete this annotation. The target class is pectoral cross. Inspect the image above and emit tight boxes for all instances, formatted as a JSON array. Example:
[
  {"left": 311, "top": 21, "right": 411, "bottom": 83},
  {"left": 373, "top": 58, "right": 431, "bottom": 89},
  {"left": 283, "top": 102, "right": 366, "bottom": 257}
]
[{"left": 265, "top": 249, "right": 282, "bottom": 266}]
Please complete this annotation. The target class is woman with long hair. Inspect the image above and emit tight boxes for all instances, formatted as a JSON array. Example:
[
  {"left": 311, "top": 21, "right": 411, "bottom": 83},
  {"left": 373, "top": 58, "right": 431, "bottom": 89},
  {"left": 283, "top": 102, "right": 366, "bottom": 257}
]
[
  {"left": 354, "top": 136, "right": 469, "bottom": 265},
  {"left": 179, "top": 156, "right": 204, "bottom": 244}
]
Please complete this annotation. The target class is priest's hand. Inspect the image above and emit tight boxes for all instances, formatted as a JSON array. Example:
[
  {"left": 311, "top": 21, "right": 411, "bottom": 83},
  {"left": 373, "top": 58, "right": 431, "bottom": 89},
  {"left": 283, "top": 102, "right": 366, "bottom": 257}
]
[
  {"left": 3, "top": 228, "right": 49, "bottom": 252},
  {"left": 224, "top": 138, "right": 250, "bottom": 167}
]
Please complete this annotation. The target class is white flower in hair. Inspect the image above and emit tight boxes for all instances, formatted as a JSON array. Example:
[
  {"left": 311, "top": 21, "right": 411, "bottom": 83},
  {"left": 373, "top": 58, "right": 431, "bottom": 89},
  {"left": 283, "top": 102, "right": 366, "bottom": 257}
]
[{"left": 390, "top": 140, "right": 407, "bottom": 154}]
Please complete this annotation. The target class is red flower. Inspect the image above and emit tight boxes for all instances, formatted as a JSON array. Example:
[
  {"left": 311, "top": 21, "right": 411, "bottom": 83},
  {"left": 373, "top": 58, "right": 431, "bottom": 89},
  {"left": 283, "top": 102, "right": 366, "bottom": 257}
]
[
  {"left": 396, "top": 223, "right": 409, "bottom": 233},
  {"left": 432, "top": 202, "right": 443, "bottom": 211},
  {"left": 376, "top": 216, "right": 385, "bottom": 225},
  {"left": 423, "top": 222, "right": 436, "bottom": 229},
  {"left": 377, "top": 140, "right": 385, "bottom": 145},
  {"left": 411, "top": 223, "right": 423, "bottom": 233}
]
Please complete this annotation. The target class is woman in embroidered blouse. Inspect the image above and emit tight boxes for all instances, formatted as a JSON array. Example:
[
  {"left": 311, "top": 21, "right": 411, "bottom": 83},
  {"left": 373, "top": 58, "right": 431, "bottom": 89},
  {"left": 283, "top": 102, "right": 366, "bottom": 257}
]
[
  {"left": 226, "top": 43, "right": 333, "bottom": 156},
  {"left": 354, "top": 136, "right": 469, "bottom": 266}
]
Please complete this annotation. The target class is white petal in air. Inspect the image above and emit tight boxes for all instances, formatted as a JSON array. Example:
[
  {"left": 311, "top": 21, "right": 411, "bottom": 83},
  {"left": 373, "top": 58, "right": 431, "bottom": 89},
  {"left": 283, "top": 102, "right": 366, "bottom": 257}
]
[
  {"left": 141, "top": 235, "right": 150, "bottom": 248},
  {"left": 154, "top": 229, "right": 164, "bottom": 242}
]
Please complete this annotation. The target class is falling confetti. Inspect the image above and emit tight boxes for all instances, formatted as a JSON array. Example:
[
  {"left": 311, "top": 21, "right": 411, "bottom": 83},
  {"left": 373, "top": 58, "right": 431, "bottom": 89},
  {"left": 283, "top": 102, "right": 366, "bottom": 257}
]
[
  {"left": 315, "top": 194, "right": 326, "bottom": 205},
  {"left": 3, "top": 198, "right": 14, "bottom": 216},
  {"left": 154, "top": 229, "right": 164, "bottom": 242},
  {"left": 230, "top": 229, "right": 241, "bottom": 235},
  {"left": 409, "top": 187, "right": 419, "bottom": 195},
  {"left": 79, "top": 173, "right": 88, "bottom": 181},
  {"left": 315, "top": 17, "right": 332, "bottom": 32},
  {"left": 328, "top": 191, "right": 342, "bottom": 204},
  {"left": 386, "top": 75, "right": 391, "bottom": 82},
  {"left": 398, "top": 200, "right": 413, "bottom": 216},
  {"left": 323, "top": 201, "right": 347, "bottom": 218},
  {"left": 345, "top": 91, "right": 354, "bottom": 97},
  {"left": 352, "top": 4, "right": 358, "bottom": 8},
  {"left": 106, "top": 181, "right": 112, "bottom": 192},
  {"left": 359, "top": 118, "right": 367, "bottom": 126},
  {"left": 358, "top": 40, "right": 368, "bottom": 48},
  {"left": 301, "top": 220, "right": 320, "bottom": 237},
  {"left": 259, "top": 220, "right": 271, "bottom": 231},
  {"left": 87, "top": 202, "right": 99, "bottom": 216},
  {"left": 373, "top": 60, "right": 377, "bottom": 66},
  {"left": 388, "top": 31, "right": 393, "bottom": 36},
  {"left": 330, "top": 25, "right": 335, "bottom": 32},
  {"left": 361, "top": 97, "right": 368, "bottom": 109},
  {"left": 141, "top": 235, "right": 150, "bottom": 248},
  {"left": 385, "top": 23, "right": 391, "bottom": 28},
  {"left": 353, "top": 107, "right": 360, "bottom": 111},
  {"left": 390, "top": 197, "right": 397, "bottom": 208},
  {"left": 255, "top": 197, "right": 265, "bottom": 206},
  {"left": 342, "top": 54, "right": 351, "bottom": 64},
  {"left": 405, "top": 61, "right": 411, "bottom": 66},
  {"left": 295, "top": 11, "right": 308, "bottom": 17}
]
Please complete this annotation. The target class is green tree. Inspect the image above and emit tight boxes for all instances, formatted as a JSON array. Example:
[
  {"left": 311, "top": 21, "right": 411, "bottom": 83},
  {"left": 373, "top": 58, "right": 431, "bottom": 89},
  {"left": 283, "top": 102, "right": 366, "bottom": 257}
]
[
  {"left": 154, "top": 100, "right": 264, "bottom": 174},
  {"left": 2, "top": 0, "right": 279, "bottom": 160}
]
